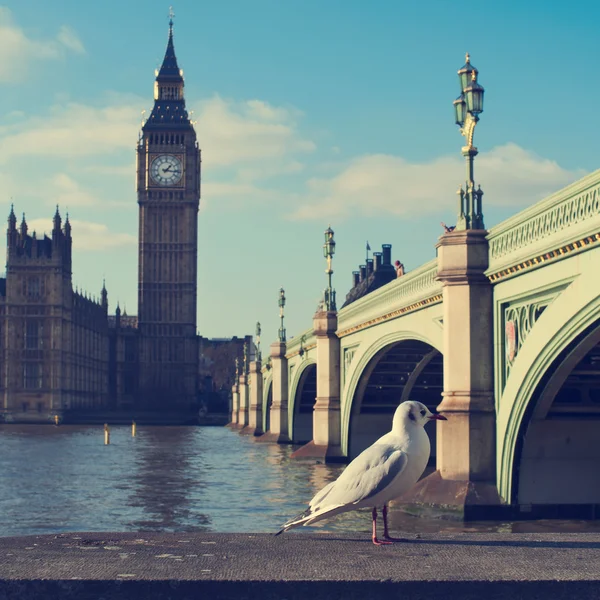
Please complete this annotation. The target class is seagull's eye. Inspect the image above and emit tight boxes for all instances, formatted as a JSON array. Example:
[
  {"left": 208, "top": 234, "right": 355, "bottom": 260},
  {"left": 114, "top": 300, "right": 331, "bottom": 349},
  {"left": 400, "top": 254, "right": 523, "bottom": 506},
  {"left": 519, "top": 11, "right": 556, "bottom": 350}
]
[{"left": 420, "top": 409, "right": 426, "bottom": 416}]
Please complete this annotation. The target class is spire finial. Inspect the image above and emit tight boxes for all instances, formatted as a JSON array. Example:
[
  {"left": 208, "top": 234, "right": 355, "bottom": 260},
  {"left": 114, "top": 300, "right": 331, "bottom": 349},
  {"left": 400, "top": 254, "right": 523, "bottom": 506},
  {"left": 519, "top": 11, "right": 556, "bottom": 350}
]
[
  {"left": 465, "top": 52, "right": 470, "bottom": 63},
  {"left": 169, "top": 6, "right": 175, "bottom": 33}
]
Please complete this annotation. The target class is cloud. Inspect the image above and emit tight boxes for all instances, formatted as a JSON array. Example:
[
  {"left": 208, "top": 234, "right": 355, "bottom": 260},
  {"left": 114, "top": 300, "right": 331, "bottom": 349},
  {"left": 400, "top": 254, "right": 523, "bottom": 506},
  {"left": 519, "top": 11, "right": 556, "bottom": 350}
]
[
  {"left": 0, "top": 98, "right": 141, "bottom": 161},
  {"left": 196, "top": 96, "right": 315, "bottom": 170},
  {"left": 0, "top": 8, "right": 85, "bottom": 83},
  {"left": 289, "top": 143, "right": 586, "bottom": 220},
  {"left": 27, "top": 217, "right": 136, "bottom": 251}
]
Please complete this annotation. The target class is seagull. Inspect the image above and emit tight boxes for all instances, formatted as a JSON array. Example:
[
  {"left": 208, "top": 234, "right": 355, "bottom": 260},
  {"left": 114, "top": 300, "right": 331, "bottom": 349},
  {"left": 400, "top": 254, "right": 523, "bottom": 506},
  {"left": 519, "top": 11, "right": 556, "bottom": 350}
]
[
  {"left": 276, "top": 400, "right": 446, "bottom": 545},
  {"left": 441, "top": 221, "right": 456, "bottom": 233}
]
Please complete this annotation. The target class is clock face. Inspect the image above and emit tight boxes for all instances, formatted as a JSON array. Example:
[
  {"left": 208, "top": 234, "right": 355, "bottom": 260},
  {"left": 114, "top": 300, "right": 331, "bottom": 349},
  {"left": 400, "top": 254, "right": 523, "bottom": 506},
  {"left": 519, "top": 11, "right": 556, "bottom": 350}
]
[{"left": 150, "top": 154, "right": 183, "bottom": 186}]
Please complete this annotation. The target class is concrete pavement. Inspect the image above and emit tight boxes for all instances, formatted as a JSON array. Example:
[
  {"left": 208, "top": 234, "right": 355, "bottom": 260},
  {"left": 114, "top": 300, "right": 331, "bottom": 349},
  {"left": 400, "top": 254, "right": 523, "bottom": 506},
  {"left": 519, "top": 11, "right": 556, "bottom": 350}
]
[{"left": 0, "top": 531, "right": 599, "bottom": 599}]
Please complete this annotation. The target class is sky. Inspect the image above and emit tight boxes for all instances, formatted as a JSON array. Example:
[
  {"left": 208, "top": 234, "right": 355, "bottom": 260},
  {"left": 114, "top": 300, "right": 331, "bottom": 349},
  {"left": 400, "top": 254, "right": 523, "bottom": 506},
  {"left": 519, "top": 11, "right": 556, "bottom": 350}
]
[{"left": 1, "top": 0, "right": 598, "bottom": 348}]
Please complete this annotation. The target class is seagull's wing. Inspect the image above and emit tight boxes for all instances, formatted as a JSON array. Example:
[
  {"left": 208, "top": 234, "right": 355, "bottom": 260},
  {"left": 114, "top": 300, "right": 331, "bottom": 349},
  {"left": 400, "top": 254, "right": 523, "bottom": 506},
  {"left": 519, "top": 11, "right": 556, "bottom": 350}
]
[
  {"left": 324, "top": 444, "right": 408, "bottom": 506},
  {"left": 276, "top": 444, "right": 407, "bottom": 533}
]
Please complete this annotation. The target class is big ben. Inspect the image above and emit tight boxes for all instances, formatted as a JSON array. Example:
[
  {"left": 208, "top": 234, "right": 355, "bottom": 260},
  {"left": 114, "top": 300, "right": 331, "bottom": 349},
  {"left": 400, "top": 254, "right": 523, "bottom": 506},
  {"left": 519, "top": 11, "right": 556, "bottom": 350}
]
[{"left": 136, "top": 15, "right": 200, "bottom": 410}]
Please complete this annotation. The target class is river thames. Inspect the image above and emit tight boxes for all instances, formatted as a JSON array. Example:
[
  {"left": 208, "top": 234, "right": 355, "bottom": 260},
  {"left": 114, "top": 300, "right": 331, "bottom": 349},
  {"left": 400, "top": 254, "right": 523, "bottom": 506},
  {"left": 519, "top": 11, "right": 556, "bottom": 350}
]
[{"left": 1, "top": 425, "right": 598, "bottom": 538}]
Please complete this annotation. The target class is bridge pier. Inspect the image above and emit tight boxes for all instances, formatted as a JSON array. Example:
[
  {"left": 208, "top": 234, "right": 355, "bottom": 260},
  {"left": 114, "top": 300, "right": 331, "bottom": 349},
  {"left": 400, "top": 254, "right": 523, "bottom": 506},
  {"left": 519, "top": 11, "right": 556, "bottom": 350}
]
[
  {"left": 292, "top": 311, "right": 344, "bottom": 462},
  {"left": 228, "top": 383, "right": 241, "bottom": 429},
  {"left": 237, "top": 374, "right": 250, "bottom": 433},
  {"left": 245, "top": 360, "right": 263, "bottom": 436},
  {"left": 399, "top": 230, "right": 502, "bottom": 518},
  {"left": 259, "top": 341, "right": 291, "bottom": 443}
]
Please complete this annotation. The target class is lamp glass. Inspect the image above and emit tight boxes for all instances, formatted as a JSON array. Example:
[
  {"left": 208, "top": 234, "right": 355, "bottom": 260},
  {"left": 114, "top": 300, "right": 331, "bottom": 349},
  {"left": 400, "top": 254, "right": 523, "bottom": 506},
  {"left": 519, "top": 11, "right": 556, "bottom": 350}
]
[
  {"left": 465, "top": 83, "right": 484, "bottom": 114},
  {"left": 453, "top": 95, "right": 466, "bottom": 126}
]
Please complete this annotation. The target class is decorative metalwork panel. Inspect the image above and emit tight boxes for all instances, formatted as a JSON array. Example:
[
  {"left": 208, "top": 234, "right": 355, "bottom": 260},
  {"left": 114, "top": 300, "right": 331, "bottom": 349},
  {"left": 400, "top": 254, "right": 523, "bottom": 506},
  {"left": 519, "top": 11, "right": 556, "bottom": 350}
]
[
  {"left": 489, "top": 176, "right": 600, "bottom": 263},
  {"left": 503, "top": 300, "right": 552, "bottom": 382},
  {"left": 343, "top": 345, "right": 358, "bottom": 385}
]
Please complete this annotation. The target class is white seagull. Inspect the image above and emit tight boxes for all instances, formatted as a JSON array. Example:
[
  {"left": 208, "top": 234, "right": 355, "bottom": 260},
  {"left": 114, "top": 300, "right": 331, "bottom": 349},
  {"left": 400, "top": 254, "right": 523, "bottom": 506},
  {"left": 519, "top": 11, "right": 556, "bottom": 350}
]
[{"left": 276, "top": 400, "right": 446, "bottom": 545}]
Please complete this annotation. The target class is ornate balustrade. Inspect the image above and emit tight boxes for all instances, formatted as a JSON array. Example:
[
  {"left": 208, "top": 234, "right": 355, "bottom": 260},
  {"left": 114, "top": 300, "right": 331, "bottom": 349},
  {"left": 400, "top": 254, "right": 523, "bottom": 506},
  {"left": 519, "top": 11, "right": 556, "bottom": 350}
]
[
  {"left": 336, "top": 258, "right": 441, "bottom": 337},
  {"left": 487, "top": 169, "right": 600, "bottom": 278}
]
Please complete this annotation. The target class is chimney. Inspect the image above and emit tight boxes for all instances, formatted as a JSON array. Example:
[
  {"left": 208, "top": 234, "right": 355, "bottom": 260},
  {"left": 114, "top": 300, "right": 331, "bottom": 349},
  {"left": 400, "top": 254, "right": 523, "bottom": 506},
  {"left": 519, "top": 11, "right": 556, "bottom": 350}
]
[
  {"left": 352, "top": 271, "right": 360, "bottom": 287},
  {"left": 359, "top": 265, "right": 366, "bottom": 282},
  {"left": 366, "top": 259, "right": 374, "bottom": 276},
  {"left": 382, "top": 244, "right": 392, "bottom": 266},
  {"left": 373, "top": 252, "right": 382, "bottom": 272}
]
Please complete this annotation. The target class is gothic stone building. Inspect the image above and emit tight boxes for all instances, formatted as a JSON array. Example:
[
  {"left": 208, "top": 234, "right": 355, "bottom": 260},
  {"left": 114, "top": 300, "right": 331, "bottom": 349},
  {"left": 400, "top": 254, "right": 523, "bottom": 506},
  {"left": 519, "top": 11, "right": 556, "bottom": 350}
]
[
  {"left": 0, "top": 208, "right": 109, "bottom": 421},
  {"left": 0, "top": 21, "right": 248, "bottom": 423}
]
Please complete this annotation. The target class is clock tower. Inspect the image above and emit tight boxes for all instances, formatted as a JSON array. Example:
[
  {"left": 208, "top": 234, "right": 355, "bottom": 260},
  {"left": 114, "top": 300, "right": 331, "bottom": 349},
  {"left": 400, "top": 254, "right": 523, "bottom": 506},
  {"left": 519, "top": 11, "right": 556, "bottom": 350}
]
[{"left": 136, "top": 16, "right": 201, "bottom": 410}]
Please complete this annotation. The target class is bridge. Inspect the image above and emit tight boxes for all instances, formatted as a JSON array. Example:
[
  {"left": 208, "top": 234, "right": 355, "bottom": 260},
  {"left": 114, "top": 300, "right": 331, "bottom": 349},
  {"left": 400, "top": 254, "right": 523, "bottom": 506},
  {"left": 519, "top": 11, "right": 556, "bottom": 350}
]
[{"left": 228, "top": 165, "right": 600, "bottom": 519}]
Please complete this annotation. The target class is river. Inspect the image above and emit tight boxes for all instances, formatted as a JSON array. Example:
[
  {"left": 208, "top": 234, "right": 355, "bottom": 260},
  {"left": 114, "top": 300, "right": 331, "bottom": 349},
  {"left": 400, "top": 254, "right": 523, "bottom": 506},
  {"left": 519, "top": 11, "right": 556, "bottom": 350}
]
[{"left": 0, "top": 425, "right": 598, "bottom": 537}]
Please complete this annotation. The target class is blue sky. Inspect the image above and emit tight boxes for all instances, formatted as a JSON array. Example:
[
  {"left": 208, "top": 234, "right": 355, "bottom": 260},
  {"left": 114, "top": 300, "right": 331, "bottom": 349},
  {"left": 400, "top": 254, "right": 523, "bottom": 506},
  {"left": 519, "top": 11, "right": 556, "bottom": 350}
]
[{"left": 1, "top": 0, "right": 598, "bottom": 347}]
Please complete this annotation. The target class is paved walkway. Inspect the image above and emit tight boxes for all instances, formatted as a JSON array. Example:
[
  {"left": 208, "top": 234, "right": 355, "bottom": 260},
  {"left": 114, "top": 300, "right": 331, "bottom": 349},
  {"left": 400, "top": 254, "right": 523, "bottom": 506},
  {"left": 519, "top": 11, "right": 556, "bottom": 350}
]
[{"left": 1, "top": 531, "right": 599, "bottom": 599}]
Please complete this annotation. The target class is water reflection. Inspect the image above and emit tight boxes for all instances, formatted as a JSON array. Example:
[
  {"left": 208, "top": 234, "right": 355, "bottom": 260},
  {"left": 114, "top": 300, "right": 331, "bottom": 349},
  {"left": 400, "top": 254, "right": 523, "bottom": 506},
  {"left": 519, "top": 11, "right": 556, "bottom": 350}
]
[
  {"left": 0, "top": 425, "right": 599, "bottom": 537},
  {"left": 128, "top": 427, "right": 211, "bottom": 531}
]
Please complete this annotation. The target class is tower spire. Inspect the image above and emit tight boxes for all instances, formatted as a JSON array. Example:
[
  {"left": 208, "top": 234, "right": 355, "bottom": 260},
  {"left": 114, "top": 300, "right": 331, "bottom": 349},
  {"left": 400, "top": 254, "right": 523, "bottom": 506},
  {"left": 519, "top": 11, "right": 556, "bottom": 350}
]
[{"left": 156, "top": 7, "right": 182, "bottom": 83}]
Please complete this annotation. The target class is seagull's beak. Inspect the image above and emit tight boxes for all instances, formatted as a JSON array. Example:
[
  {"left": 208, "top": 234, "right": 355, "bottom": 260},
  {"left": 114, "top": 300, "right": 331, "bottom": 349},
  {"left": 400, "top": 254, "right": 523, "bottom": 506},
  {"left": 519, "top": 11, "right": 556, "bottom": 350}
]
[{"left": 428, "top": 413, "right": 447, "bottom": 421}]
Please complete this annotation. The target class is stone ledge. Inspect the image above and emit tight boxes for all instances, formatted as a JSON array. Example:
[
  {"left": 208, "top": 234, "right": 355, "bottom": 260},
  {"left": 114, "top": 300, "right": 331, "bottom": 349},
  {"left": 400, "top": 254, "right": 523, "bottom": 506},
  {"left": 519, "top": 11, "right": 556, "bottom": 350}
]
[
  {"left": 1, "top": 580, "right": 599, "bottom": 600},
  {"left": 0, "top": 531, "right": 600, "bottom": 599}
]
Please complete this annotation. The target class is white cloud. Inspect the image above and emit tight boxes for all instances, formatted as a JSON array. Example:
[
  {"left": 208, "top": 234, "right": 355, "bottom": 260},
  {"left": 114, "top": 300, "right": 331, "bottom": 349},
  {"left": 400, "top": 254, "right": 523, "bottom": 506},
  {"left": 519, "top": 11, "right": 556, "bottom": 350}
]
[
  {"left": 195, "top": 95, "right": 315, "bottom": 169},
  {"left": 289, "top": 143, "right": 586, "bottom": 220},
  {"left": 0, "top": 8, "right": 85, "bottom": 83},
  {"left": 27, "top": 217, "right": 136, "bottom": 251},
  {"left": 0, "top": 98, "right": 141, "bottom": 161},
  {"left": 48, "top": 173, "right": 97, "bottom": 207},
  {"left": 56, "top": 25, "right": 85, "bottom": 55}
]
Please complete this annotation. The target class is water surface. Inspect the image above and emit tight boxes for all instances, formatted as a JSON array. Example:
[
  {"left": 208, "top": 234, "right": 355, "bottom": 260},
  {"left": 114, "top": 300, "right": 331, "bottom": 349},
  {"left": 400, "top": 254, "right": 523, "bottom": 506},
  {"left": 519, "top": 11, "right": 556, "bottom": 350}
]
[{"left": 0, "top": 425, "right": 598, "bottom": 537}]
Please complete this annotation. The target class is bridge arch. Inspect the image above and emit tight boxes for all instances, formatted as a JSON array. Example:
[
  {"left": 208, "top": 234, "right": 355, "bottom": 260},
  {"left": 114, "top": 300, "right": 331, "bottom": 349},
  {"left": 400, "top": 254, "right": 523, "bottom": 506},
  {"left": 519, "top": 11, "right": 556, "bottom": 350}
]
[
  {"left": 288, "top": 359, "right": 317, "bottom": 444},
  {"left": 342, "top": 331, "right": 443, "bottom": 460},
  {"left": 262, "top": 374, "right": 273, "bottom": 434},
  {"left": 498, "top": 277, "right": 600, "bottom": 506}
]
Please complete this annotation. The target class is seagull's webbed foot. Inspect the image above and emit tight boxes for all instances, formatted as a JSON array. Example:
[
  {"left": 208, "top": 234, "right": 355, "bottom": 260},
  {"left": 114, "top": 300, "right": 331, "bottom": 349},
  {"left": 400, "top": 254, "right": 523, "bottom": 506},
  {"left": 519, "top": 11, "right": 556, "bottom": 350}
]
[
  {"left": 372, "top": 537, "right": 393, "bottom": 546},
  {"left": 371, "top": 508, "right": 393, "bottom": 546},
  {"left": 382, "top": 505, "right": 406, "bottom": 543}
]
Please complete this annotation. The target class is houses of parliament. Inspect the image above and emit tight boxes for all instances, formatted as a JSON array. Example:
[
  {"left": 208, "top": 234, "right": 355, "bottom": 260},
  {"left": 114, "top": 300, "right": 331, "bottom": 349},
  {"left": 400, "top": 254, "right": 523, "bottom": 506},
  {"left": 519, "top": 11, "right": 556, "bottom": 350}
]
[{"left": 0, "top": 20, "right": 248, "bottom": 422}]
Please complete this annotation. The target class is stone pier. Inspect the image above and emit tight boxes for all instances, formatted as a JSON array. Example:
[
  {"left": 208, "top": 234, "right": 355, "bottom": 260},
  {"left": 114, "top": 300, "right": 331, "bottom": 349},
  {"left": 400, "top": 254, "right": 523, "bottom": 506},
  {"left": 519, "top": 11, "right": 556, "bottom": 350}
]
[
  {"left": 245, "top": 360, "right": 263, "bottom": 436},
  {"left": 227, "top": 383, "right": 241, "bottom": 429},
  {"left": 400, "top": 229, "right": 501, "bottom": 517},
  {"left": 258, "top": 341, "right": 291, "bottom": 443},
  {"left": 237, "top": 374, "right": 249, "bottom": 432},
  {"left": 292, "top": 310, "right": 343, "bottom": 461}
]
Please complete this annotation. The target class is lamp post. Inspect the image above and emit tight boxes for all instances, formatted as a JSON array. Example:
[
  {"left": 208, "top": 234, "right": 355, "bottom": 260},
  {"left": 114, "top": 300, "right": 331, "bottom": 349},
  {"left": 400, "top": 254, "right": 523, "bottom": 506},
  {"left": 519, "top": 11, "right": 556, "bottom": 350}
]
[
  {"left": 255, "top": 321, "right": 261, "bottom": 362},
  {"left": 453, "top": 53, "right": 485, "bottom": 230},
  {"left": 235, "top": 356, "right": 239, "bottom": 379},
  {"left": 278, "top": 288, "right": 286, "bottom": 342},
  {"left": 323, "top": 226, "right": 336, "bottom": 311},
  {"left": 243, "top": 342, "right": 248, "bottom": 374}
]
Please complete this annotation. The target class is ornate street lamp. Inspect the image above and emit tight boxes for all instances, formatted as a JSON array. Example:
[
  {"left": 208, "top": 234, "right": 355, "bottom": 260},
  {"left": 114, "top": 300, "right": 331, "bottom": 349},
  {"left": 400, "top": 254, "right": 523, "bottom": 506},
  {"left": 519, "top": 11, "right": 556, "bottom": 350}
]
[
  {"left": 255, "top": 321, "right": 261, "bottom": 362},
  {"left": 453, "top": 53, "right": 485, "bottom": 230},
  {"left": 323, "top": 226, "right": 337, "bottom": 311},
  {"left": 278, "top": 288, "right": 286, "bottom": 342}
]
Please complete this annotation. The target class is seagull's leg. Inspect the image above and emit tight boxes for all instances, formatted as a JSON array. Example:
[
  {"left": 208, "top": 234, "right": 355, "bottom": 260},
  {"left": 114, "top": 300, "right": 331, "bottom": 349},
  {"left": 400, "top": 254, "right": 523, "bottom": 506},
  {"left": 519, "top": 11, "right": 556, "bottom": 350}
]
[
  {"left": 382, "top": 505, "right": 404, "bottom": 542},
  {"left": 372, "top": 507, "right": 392, "bottom": 546}
]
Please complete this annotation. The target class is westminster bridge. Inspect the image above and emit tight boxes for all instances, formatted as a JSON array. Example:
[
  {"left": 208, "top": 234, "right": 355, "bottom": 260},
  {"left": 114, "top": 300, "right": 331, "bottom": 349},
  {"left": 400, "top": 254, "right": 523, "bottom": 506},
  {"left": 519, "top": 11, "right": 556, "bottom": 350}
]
[
  {"left": 229, "top": 55, "right": 600, "bottom": 518},
  {"left": 229, "top": 166, "right": 600, "bottom": 519}
]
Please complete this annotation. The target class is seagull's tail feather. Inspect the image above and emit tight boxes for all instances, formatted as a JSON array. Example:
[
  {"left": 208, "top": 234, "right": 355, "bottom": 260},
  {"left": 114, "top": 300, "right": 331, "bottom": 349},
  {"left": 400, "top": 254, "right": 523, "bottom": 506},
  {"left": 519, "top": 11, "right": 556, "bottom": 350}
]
[{"left": 275, "top": 503, "right": 348, "bottom": 534}]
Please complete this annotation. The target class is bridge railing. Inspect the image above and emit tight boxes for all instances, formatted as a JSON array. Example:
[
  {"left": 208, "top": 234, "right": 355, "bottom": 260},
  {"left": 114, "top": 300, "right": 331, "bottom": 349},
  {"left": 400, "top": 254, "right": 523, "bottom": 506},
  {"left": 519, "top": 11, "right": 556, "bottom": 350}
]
[
  {"left": 285, "top": 326, "right": 316, "bottom": 358},
  {"left": 487, "top": 169, "right": 600, "bottom": 275},
  {"left": 337, "top": 258, "right": 441, "bottom": 336}
]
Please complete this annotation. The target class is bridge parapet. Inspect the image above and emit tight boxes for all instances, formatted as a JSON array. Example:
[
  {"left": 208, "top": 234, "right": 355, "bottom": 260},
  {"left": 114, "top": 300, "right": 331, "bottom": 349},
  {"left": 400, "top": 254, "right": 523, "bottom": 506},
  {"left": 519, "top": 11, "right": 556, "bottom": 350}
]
[
  {"left": 487, "top": 169, "right": 600, "bottom": 278},
  {"left": 337, "top": 258, "right": 441, "bottom": 336}
]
